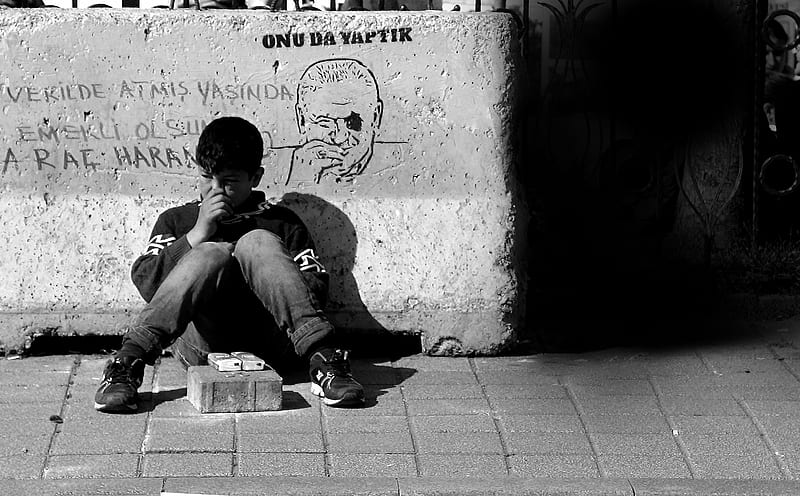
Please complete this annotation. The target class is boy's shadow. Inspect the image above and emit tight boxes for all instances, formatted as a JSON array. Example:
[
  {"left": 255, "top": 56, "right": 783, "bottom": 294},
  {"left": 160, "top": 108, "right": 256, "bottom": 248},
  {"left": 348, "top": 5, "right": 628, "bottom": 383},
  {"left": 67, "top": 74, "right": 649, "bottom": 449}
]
[{"left": 277, "top": 192, "right": 420, "bottom": 357}]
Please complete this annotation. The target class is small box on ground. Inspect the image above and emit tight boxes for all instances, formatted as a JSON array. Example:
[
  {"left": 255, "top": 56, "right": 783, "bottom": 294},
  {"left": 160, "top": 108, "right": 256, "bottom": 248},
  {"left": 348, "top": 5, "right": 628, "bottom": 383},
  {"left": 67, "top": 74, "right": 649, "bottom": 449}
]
[
  {"left": 187, "top": 365, "right": 282, "bottom": 413},
  {"left": 231, "top": 351, "right": 265, "bottom": 371},
  {"left": 207, "top": 352, "right": 242, "bottom": 372}
]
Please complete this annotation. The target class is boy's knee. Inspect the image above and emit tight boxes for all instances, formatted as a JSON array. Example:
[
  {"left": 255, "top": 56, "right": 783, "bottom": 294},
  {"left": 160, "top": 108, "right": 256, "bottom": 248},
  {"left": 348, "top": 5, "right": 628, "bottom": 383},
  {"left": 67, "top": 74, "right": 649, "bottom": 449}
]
[
  {"left": 191, "top": 242, "right": 234, "bottom": 268},
  {"left": 237, "top": 229, "right": 284, "bottom": 254}
]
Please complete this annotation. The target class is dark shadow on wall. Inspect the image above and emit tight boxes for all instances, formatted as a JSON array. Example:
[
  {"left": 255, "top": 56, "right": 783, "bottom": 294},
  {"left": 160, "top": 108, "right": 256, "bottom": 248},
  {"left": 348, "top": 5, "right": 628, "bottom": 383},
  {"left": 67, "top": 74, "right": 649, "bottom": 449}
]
[{"left": 277, "top": 193, "right": 421, "bottom": 358}]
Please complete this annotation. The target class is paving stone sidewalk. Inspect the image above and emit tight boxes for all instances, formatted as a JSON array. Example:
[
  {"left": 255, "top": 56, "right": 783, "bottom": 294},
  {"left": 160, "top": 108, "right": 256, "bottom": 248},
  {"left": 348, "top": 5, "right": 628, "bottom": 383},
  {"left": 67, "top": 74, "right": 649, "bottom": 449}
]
[{"left": 2, "top": 318, "right": 800, "bottom": 495}]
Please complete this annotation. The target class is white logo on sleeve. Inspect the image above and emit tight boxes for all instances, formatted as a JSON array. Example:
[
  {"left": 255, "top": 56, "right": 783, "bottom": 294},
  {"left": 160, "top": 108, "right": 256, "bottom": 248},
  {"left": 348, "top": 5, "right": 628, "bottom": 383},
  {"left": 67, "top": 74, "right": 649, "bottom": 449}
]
[
  {"left": 144, "top": 234, "right": 176, "bottom": 256},
  {"left": 294, "top": 248, "right": 325, "bottom": 272}
]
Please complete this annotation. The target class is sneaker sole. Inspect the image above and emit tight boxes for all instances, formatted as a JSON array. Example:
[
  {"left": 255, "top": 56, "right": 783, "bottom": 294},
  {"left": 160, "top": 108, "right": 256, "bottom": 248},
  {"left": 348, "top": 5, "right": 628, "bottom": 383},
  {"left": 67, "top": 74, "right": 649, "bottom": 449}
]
[
  {"left": 310, "top": 382, "right": 365, "bottom": 407},
  {"left": 93, "top": 401, "right": 138, "bottom": 413}
]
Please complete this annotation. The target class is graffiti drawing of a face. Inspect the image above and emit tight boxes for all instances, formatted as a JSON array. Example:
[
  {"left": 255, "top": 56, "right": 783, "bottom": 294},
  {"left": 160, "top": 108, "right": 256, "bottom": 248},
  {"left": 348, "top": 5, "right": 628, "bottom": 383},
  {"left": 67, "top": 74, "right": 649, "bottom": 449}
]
[{"left": 293, "top": 58, "right": 384, "bottom": 183}]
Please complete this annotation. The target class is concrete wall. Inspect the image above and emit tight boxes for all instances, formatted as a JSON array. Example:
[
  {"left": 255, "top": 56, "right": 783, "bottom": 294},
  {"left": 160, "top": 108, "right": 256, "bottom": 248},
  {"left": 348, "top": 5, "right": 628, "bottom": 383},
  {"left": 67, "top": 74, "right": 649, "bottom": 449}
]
[{"left": 0, "top": 10, "right": 523, "bottom": 355}]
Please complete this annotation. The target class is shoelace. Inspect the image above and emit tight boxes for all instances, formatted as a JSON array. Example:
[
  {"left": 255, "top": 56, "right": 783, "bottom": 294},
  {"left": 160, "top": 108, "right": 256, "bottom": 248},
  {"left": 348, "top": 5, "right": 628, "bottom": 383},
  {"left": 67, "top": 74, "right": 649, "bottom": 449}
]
[
  {"left": 106, "top": 360, "right": 139, "bottom": 385},
  {"left": 325, "top": 350, "right": 352, "bottom": 377}
]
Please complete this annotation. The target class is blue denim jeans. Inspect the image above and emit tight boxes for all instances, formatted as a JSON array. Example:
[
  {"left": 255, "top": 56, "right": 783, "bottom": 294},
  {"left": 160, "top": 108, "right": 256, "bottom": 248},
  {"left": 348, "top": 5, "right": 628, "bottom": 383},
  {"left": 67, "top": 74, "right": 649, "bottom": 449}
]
[{"left": 121, "top": 229, "right": 333, "bottom": 369}]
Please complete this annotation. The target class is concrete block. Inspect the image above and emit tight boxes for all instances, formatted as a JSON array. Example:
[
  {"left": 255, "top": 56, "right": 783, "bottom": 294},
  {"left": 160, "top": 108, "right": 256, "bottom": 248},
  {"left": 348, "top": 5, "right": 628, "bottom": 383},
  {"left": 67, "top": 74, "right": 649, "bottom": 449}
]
[
  {"left": 187, "top": 365, "right": 282, "bottom": 413},
  {"left": 0, "top": 10, "right": 524, "bottom": 356}
]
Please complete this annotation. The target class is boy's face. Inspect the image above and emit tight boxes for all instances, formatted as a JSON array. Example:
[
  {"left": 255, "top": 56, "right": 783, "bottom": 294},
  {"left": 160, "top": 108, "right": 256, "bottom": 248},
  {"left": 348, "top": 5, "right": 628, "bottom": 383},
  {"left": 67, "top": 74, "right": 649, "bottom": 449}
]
[{"left": 198, "top": 167, "right": 264, "bottom": 210}]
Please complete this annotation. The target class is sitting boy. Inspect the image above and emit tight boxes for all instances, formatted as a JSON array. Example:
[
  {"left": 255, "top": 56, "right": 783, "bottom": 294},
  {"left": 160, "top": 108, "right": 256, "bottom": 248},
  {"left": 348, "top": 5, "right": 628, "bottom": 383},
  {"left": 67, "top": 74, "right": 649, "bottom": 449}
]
[{"left": 94, "top": 116, "right": 364, "bottom": 412}]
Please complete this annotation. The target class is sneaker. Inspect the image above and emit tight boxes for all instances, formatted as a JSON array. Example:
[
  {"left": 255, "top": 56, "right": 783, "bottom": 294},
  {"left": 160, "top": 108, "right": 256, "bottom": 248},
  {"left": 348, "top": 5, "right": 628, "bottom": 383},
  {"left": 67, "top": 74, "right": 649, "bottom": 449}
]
[
  {"left": 94, "top": 356, "right": 145, "bottom": 413},
  {"left": 309, "top": 348, "right": 365, "bottom": 407}
]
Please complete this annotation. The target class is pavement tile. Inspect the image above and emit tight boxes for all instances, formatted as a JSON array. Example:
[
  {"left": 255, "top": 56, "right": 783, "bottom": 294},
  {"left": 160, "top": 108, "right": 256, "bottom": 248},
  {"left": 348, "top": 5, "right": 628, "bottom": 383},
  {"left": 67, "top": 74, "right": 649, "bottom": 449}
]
[
  {"left": 236, "top": 452, "right": 325, "bottom": 476},
  {"left": 145, "top": 417, "right": 234, "bottom": 452},
  {"left": 237, "top": 431, "right": 323, "bottom": 453},
  {"left": 400, "top": 371, "right": 478, "bottom": 386},
  {"left": 142, "top": 452, "right": 233, "bottom": 477},
  {"left": 0, "top": 402, "right": 64, "bottom": 423},
  {"left": 658, "top": 397, "right": 745, "bottom": 416},
  {"left": 417, "top": 454, "right": 508, "bottom": 477},
  {"left": 410, "top": 413, "right": 496, "bottom": 432},
  {"left": 401, "top": 384, "right": 484, "bottom": 399},
  {"left": 475, "top": 370, "right": 561, "bottom": 385},
  {"left": 43, "top": 453, "right": 139, "bottom": 479},
  {"left": 600, "top": 454, "right": 691, "bottom": 478},
  {"left": 782, "top": 454, "right": 800, "bottom": 479},
  {"left": 592, "top": 433, "right": 682, "bottom": 456},
  {"left": 483, "top": 384, "right": 566, "bottom": 400},
  {"left": 746, "top": 400, "right": 800, "bottom": 416},
  {"left": 575, "top": 396, "right": 662, "bottom": 416},
  {"left": 351, "top": 369, "right": 403, "bottom": 386},
  {"left": 507, "top": 454, "right": 599, "bottom": 477},
  {"left": 680, "top": 432, "right": 773, "bottom": 456},
  {"left": 472, "top": 356, "right": 552, "bottom": 371},
  {"left": 504, "top": 431, "right": 593, "bottom": 455},
  {"left": 582, "top": 414, "right": 670, "bottom": 433},
  {"left": 405, "top": 398, "right": 490, "bottom": 416},
  {"left": 0, "top": 385, "right": 68, "bottom": 404},
  {"left": 1, "top": 431, "right": 53, "bottom": 457},
  {"left": 322, "top": 388, "right": 405, "bottom": 416},
  {"left": 392, "top": 356, "right": 471, "bottom": 371},
  {"left": 700, "top": 357, "right": 794, "bottom": 375},
  {"left": 735, "top": 386, "right": 800, "bottom": 400},
  {"left": 497, "top": 414, "right": 583, "bottom": 433},
  {"left": 566, "top": 379, "right": 654, "bottom": 396},
  {"left": 62, "top": 393, "right": 150, "bottom": 420},
  {"left": 150, "top": 397, "right": 208, "bottom": 417},
  {"left": 718, "top": 371, "right": 800, "bottom": 385},
  {"left": 51, "top": 428, "right": 144, "bottom": 455},
  {"left": 691, "top": 453, "right": 784, "bottom": 479},
  {"left": 756, "top": 414, "right": 800, "bottom": 439},
  {"left": 415, "top": 432, "right": 504, "bottom": 454},
  {"left": 153, "top": 370, "right": 188, "bottom": 392},
  {"left": 670, "top": 415, "right": 759, "bottom": 434},
  {"left": 3, "top": 478, "right": 164, "bottom": 496},
  {"left": 324, "top": 415, "right": 409, "bottom": 433},
  {"left": 328, "top": 453, "right": 417, "bottom": 477},
  {"left": 642, "top": 359, "right": 709, "bottom": 376},
  {"left": 327, "top": 431, "right": 414, "bottom": 454},
  {"left": 490, "top": 397, "right": 576, "bottom": 415},
  {"left": 164, "top": 476, "right": 399, "bottom": 495},
  {"left": 560, "top": 365, "right": 651, "bottom": 380},
  {"left": 237, "top": 410, "right": 321, "bottom": 433},
  {"left": 1, "top": 358, "right": 75, "bottom": 386},
  {"left": 0, "top": 454, "right": 46, "bottom": 479}
]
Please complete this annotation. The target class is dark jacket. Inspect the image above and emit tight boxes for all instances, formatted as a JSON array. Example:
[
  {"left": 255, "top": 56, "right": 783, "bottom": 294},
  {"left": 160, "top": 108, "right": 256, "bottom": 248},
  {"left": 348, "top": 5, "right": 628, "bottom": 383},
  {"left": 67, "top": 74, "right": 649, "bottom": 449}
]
[{"left": 131, "top": 190, "right": 328, "bottom": 304}]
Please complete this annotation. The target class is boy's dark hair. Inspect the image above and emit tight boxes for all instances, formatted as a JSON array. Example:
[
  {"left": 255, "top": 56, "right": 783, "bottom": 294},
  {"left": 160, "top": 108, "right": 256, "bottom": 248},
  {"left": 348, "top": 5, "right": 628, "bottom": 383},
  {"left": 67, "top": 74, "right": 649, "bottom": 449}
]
[{"left": 196, "top": 117, "right": 263, "bottom": 177}]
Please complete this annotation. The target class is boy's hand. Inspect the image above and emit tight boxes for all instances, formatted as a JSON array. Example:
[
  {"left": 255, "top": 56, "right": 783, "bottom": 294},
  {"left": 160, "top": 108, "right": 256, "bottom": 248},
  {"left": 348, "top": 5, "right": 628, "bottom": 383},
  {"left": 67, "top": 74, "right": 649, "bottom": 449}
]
[{"left": 187, "top": 179, "right": 232, "bottom": 247}]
